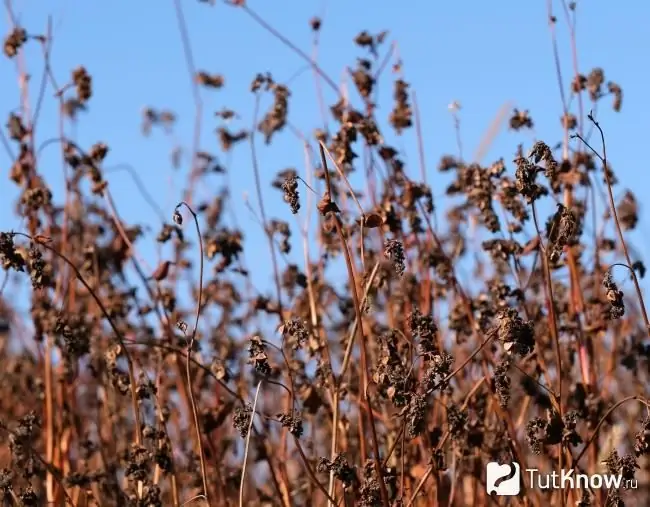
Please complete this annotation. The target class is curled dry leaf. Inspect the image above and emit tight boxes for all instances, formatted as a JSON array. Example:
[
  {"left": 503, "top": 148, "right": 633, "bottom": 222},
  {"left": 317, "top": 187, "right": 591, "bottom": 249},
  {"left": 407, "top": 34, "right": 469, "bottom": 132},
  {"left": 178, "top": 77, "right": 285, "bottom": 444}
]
[
  {"left": 362, "top": 212, "right": 384, "bottom": 229},
  {"left": 316, "top": 191, "right": 340, "bottom": 216},
  {"left": 151, "top": 260, "right": 172, "bottom": 281},
  {"left": 0, "top": 5, "right": 645, "bottom": 507}
]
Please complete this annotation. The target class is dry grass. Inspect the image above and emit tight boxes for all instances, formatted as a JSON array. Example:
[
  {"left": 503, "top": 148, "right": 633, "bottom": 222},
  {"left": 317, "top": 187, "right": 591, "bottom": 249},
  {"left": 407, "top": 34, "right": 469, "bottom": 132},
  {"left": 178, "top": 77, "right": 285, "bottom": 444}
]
[{"left": 0, "top": 1, "right": 648, "bottom": 506}]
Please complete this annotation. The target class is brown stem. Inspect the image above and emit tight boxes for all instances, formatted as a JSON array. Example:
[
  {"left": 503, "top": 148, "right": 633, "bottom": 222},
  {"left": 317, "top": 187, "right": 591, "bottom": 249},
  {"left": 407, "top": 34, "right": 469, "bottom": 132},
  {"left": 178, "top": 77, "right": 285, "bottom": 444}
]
[
  {"left": 173, "top": 0, "right": 204, "bottom": 206},
  {"left": 248, "top": 94, "right": 294, "bottom": 506},
  {"left": 318, "top": 143, "right": 390, "bottom": 507},
  {"left": 11, "top": 232, "right": 143, "bottom": 447},
  {"left": 573, "top": 121, "right": 650, "bottom": 334},
  {"left": 175, "top": 201, "right": 210, "bottom": 505},
  {"left": 572, "top": 395, "right": 650, "bottom": 468},
  {"left": 236, "top": 3, "right": 340, "bottom": 95}
]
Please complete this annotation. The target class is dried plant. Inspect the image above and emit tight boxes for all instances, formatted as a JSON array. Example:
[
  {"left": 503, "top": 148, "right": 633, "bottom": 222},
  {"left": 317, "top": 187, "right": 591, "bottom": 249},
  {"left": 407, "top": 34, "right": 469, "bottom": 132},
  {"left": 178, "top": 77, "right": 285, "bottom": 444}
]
[{"left": 0, "top": 1, "right": 648, "bottom": 507}]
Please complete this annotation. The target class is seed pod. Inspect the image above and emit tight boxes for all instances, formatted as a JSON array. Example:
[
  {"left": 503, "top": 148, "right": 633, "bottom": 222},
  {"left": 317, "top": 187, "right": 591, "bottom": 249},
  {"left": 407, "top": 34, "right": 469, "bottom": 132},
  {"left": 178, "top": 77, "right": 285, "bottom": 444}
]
[{"left": 151, "top": 261, "right": 172, "bottom": 281}]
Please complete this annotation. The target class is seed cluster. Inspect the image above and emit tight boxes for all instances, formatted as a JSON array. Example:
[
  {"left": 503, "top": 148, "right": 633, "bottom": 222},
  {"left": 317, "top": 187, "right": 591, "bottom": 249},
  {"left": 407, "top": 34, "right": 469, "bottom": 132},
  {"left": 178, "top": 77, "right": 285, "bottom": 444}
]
[{"left": 0, "top": 5, "right": 647, "bottom": 507}]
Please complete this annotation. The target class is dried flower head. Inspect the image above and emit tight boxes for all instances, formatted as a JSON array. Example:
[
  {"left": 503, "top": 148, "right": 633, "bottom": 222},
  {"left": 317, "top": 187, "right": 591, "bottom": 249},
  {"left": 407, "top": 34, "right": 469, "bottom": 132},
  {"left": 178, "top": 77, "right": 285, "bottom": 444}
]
[
  {"left": 603, "top": 272, "right": 625, "bottom": 320},
  {"left": 384, "top": 239, "right": 405, "bottom": 277},
  {"left": 281, "top": 175, "right": 300, "bottom": 214},
  {"left": 496, "top": 308, "right": 535, "bottom": 356}
]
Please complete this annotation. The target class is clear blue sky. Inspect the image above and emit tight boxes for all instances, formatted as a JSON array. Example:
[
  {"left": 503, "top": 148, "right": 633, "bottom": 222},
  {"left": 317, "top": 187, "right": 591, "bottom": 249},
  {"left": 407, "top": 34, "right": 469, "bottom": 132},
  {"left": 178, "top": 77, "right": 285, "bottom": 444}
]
[{"left": 2, "top": 0, "right": 650, "bottom": 315}]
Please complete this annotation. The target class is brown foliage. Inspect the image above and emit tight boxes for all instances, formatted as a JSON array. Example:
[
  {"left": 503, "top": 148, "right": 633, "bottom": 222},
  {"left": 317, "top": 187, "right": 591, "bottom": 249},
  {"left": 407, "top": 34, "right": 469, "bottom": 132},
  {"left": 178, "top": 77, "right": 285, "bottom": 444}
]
[{"left": 0, "top": 2, "right": 648, "bottom": 507}]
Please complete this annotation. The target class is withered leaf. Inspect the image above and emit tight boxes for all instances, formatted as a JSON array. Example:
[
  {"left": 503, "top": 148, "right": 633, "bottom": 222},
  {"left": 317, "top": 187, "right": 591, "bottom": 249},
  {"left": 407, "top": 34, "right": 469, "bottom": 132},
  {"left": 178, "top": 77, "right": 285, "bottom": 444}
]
[
  {"left": 316, "top": 192, "right": 340, "bottom": 216},
  {"left": 362, "top": 212, "right": 384, "bottom": 228},
  {"left": 151, "top": 260, "right": 172, "bottom": 281}
]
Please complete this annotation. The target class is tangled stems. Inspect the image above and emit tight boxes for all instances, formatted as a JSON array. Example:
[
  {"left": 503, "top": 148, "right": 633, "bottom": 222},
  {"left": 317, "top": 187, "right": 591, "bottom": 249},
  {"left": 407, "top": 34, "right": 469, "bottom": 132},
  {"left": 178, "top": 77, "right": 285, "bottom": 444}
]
[
  {"left": 406, "top": 377, "right": 487, "bottom": 507},
  {"left": 573, "top": 114, "right": 650, "bottom": 335},
  {"left": 261, "top": 342, "right": 339, "bottom": 504},
  {"left": 3, "top": 3, "right": 650, "bottom": 505},
  {"left": 571, "top": 395, "right": 650, "bottom": 468},
  {"left": 0, "top": 423, "right": 75, "bottom": 505},
  {"left": 174, "top": 201, "right": 210, "bottom": 506},
  {"left": 329, "top": 260, "right": 380, "bottom": 504},
  {"left": 240, "top": 380, "right": 263, "bottom": 507},
  {"left": 530, "top": 202, "right": 564, "bottom": 413},
  {"left": 10, "top": 231, "right": 143, "bottom": 447},
  {"left": 318, "top": 143, "right": 390, "bottom": 507}
]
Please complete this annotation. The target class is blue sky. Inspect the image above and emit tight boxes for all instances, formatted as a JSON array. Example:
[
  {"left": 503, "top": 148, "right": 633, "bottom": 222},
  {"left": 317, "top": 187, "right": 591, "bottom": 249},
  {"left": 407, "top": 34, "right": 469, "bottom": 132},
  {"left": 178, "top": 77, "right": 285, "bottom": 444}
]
[{"left": 2, "top": 0, "right": 650, "bottom": 319}]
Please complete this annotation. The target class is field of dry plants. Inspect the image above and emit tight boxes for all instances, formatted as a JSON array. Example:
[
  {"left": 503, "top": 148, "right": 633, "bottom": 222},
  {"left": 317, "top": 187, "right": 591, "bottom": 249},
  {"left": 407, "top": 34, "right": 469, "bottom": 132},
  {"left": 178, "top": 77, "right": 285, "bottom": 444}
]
[{"left": 1, "top": 0, "right": 649, "bottom": 506}]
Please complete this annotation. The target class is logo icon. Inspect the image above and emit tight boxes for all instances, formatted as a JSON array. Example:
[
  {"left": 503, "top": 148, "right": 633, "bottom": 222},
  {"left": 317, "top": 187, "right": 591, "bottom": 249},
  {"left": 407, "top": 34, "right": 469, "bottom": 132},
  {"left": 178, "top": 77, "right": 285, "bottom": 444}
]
[{"left": 486, "top": 462, "right": 521, "bottom": 496}]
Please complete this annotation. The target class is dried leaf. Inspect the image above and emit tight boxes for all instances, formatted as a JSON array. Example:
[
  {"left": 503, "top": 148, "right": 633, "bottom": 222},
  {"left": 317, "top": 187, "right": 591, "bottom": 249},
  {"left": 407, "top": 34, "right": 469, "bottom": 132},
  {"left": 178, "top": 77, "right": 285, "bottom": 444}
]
[
  {"left": 363, "top": 213, "right": 384, "bottom": 228},
  {"left": 151, "top": 260, "right": 172, "bottom": 281},
  {"left": 316, "top": 192, "right": 340, "bottom": 216}
]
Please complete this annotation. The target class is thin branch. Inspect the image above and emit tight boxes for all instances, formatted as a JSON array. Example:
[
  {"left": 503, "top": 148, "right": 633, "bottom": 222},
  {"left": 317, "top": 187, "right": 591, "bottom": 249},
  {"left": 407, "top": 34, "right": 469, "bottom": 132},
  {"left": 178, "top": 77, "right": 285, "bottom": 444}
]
[
  {"left": 240, "top": 380, "right": 263, "bottom": 507},
  {"left": 572, "top": 115, "right": 650, "bottom": 333},
  {"left": 572, "top": 395, "right": 650, "bottom": 467},
  {"left": 318, "top": 143, "right": 390, "bottom": 507},
  {"left": 174, "top": 201, "right": 211, "bottom": 506},
  {"left": 9, "top": 231, "right": 143, "bottom": 447}
]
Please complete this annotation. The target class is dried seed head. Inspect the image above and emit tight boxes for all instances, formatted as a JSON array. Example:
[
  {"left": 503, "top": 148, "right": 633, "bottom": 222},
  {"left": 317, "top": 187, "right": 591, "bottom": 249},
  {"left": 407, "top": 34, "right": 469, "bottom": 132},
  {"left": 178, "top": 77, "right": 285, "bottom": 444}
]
[
  {"left": 547, "top": 204, "right": 577, "bottom": 262},
  {"left": 310, "top": 17, "right": 321, "bottom": 31},
  {"left": 177, "top": 320, "right": 188, "bottom": 334},
  {"left": 195, "top": 71, "right": 225, "bottom": 89},
  {"left": 151, "top": 260, "right": 172, "bottom": 281},
  {"left": 317, "top": 454, "right": 357, "bottom": 489},
  {"left": 389, "top": 79, "right": 413, "bottom": 134},
  {"left": 617, "top": 191, "right": 638, "bottom": 230},
  {"left": 3, "top": 27, "right": 27, "bottom": 58},
  {"left": 383, "top": 239, "right": 405, "bottom": 277},
  {"left": 278, "top": 412, "right": 303, "bottom": 437},
  {"left": 7, "top": 113, "right": 27, "bottom": 141},
  {"left": 603, "top": 272, "right": 625, "bottom": 320},
  {"left": 258, "top": 83, "right": 290, "bottom": 144},
  {"left": 233, "top": 403, "right": 253, "bottom": 438},
  {"left": 316, "top": 191, "right": 340, "bottom": 215},
  {"left": 72, "top": 66, "right": 93, "bottom": 103},
  {"left": 247, "top": 335, "right": 271, "bottom": 375},
  {"left": 634, "top": 416, "right": 650, "bottom": 456},
  {"left": 608, "top": 81, "right": 623, "bottom": 112},
  {"left": 281, "top": 175, "right": 300, "bottom": 214},
  {"left": 496, "top": 308, "right": 535, "bottom": 356},
  {"left": 279, "top": 317, "right": 309, "bottom": 350},
  {"left": 405, "top": 394, "right": 427, "bottom": 439},
  {"left": 492, "top": 357, "right": 512, "bottom": 408},
  {"left": 514, "top": 155, "right": 546, "bottom": 202},
  {"left": 509, "top": 108, "right": 534, "bottom": 130}
]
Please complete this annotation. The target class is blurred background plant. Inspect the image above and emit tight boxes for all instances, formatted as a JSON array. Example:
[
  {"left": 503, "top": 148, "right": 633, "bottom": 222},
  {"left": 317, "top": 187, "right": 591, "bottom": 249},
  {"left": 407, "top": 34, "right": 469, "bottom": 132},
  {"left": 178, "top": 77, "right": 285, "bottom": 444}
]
[{"left": 0, "top": 1, "right": 649, "bottom": 506}]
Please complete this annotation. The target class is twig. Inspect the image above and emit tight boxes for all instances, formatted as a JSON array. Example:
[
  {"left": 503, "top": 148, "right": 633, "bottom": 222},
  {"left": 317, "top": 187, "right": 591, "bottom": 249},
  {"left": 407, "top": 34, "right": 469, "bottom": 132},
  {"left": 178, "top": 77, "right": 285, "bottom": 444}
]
[
  {"left": 406, "top": 377, "right": 487, "bottom": 507},
  {"left": 175, "top": 201, "right": 211, "bottom": 506},
  {"left": 329, "top": 260, "right": 380, "bottom": 503},
  {"left": 572, "top": 395, "right": 650, "bottom": 467},
  {"left": 233, "top": 2, "right": 340, "bottom": 95},
  {"left": 174, "top": 0, "right": 204, "bottom": 204},
  {"left": 240, "top": 380, "right": 263, "bottom": 507},
  {"left": 572, "top": 116, "right": 650, "bottom": 334},
  {"left": 9, "top": 232, "right": 143, "bottom": 446},
  {"left": 319, "top": 141, "right": 367, "bottom": 269},
  {"left": 531, "top": 203, "right": 564, "bottom": 418},
  {"left": 318, "top": 144, "right": 390, "bottom": 507}
]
